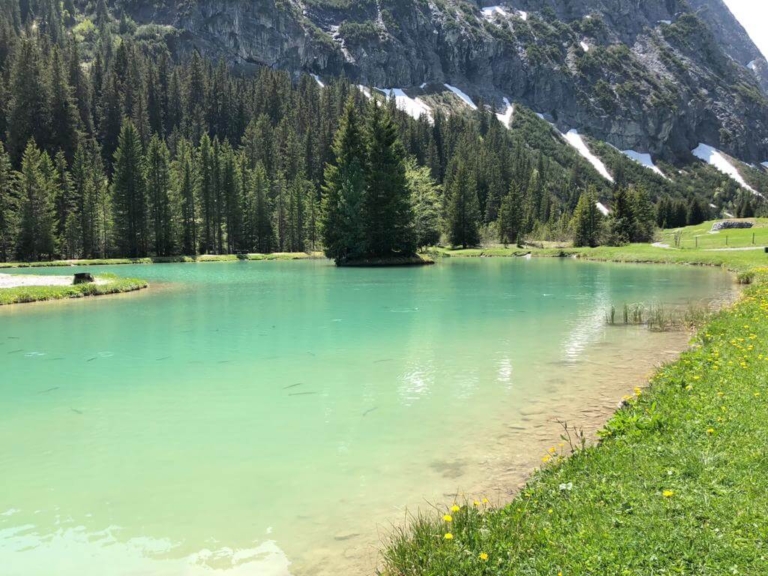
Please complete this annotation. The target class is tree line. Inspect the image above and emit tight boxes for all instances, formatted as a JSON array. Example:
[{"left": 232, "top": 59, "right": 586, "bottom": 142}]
[{"left": 0, "top": 0, "right": 746, "bottom": 264}]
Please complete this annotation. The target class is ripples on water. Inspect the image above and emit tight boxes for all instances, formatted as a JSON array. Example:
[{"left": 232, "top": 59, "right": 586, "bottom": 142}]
[{"left": 0, "top": 259, "right": 734, "bottom": 575}]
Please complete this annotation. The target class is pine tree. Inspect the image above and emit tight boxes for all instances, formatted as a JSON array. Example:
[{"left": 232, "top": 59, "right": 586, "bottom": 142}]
[
  {"left": 572, "top": 189, "right": 602, "bottom": 248},
  {"left": 407, "top": 159, "right": 441, "bottom": 248},
  {"left": 145, "top": 135, "right": 175, "bottom": 256},
  {"left": 499, "top": 180, "right": 525, "bottom": 246},
  {"left": 198, "top": 134, "right": 217, "bottom": 253},
  {"left": 16, "top": 141, "right": 58, "bottom": 261},
  {"left": 364, "top": 101, "right": 416, "bottom": 257},
  {"left": 446, "top": 160, "right": 481, "bottom": 248},
  {"left": 322, "top": 96, "right": 366, "bottom": 264},
  {"left": 112, "top": 120, "right": 147, "bottom": 257},
  {"left": 7, "top": 38, "right": 51, "bottom": 164},
  {"left": 49, "top": 47, "right": 80, "bottom": 163},
  {"left": 67, "top": 39, "right": 93, "bottom": 135},
  {"left": 175, "top": 139, "right": 198, "bottom": 255},
  {"left": 0, "top": 141, "right": 18, "bottom": 261},
  {"left": 630, "top": 186, "right": 656, "bottom": 242},
  {"left": 249, "top": 162, "right": 274, "bottom": 253},
  {"left": 607, "top": 187, "right": 635, "bottom": 246}
]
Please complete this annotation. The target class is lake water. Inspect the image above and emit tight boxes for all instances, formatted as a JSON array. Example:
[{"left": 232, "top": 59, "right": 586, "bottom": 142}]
[{"left": 0, "top": 259, "right": 734, "bottom": 575}]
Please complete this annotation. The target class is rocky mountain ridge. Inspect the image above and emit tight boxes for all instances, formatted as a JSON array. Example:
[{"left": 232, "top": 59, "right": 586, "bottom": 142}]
[{"left": 118, "top": 0, "right": 768, "bottom": 164}]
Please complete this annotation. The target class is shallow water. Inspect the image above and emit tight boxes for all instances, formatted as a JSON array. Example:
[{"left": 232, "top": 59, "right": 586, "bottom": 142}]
[{"left": 0, "top": 259, "right": 734, "bottom": 575}]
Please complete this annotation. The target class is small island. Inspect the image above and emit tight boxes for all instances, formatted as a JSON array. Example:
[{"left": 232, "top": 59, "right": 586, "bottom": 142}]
[
  {"left": 0, "top": 272, "right": 147, "bottom": 305},
  {"left": 321, "top": 97, "right": 435, "bottom": 267}
]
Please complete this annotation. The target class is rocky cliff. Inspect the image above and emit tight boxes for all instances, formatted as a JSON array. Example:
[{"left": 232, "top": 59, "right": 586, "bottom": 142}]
[{"left": 121, "top": 0, "right": 768, "bottom": 163}]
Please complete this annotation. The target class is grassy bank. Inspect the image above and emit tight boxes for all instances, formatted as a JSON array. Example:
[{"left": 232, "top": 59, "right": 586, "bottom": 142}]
[
  {"left": 383, "top": 242, "right": 768, "bottom": 575},
  {"left": 429, "top": 242, "right": 768, "bottom": 272},
  {"left": 0, "top": 274, "right": 148, "bottom": 305},
  {"left": 0, "top": 252, "right": 325, "bottom": 269}
]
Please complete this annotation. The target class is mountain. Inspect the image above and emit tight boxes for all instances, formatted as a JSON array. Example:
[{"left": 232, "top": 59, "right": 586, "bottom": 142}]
[{"left": 116, "top": 0, "right": 768, "bottom": 164}]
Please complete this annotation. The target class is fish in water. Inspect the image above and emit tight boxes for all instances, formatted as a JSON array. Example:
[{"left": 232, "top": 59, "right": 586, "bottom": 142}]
[
  {"left": 7, "top": 336, "right": 19, "bottom": 340},
  {"left": 289, "top": 392, "right": 317, "bottom": 396},
  {"left": 8, "top": 349, "right": 22, "bottom": 354},
  {"left": 38, "top": 387, "right": 60, "bottom": 394},
  {"left": 283, "top": 383, "right": 303, "bottom": 390},
  {"left": 363, "top": 407, "right": 378, "bottom": 417},
  {"left": 156, "top": 356, "right": 171, "bottom": 361},
  {"left": 374, "top": 358, "right": 393, "bottom": 364},
  {"left": 218, "top": 360, "right": 231, "bottom": 364},
  {"left": 71, "top": 408, "right": 83, "bottom": 415},
  {"left": 87, "top": 357, "right": 97, "bottom": 362}
]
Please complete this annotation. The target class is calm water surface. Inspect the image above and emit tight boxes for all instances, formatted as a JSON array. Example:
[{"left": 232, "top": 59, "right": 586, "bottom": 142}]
[{"left": 0, "top": 259, "right": 733, "bottom": 575}]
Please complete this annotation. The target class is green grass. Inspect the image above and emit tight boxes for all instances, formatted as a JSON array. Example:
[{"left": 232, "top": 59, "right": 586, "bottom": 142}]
[
  {"left": 659, "top": 218, "right": 768, "bottom": 250},
  {"left": 0, "top": 274, "right": 148, "bottom": 305},
  {"left": 383, "top": 239, "right": 768, "bottom": 575},
  {"left": 382, "top": 269, "right": 768, "bottom": 574},
  {"left": 0, "top": 252, "right": 325, "bottom": 268},
  {"left": 429, "top": 240, "right": 768, "bottom": 273}
]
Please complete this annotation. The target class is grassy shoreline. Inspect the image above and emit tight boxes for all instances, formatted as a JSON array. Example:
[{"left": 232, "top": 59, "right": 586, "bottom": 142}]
[
  {"left": 0, "top": 274, "right": 148, "bottom": 305},
  {"left": 382, "top": 245, "right": 768, "bottom": 574}
]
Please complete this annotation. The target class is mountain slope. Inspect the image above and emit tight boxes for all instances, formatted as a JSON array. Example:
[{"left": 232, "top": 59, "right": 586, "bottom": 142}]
[{"left": 116, "top": 0, "right": 768, "bottom": 164}]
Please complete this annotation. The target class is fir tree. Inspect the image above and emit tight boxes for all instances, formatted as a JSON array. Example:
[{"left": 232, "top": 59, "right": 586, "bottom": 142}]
[
  {"left": 364, "top": 101, "right": 416, "bottom": 257},
  {"left": 322, "top": 97, "right": 366, "bottom": 264},
  {"left": 407, "top": 159, "right": 441, "bottom": 248},
  {"left": 446, "top": 160, "right": 481, "bottom": 248},
  {"left": 145, "top": 135, "right": 175, "bottom": 256},
  {"left": 17, "top": 141, "right": 58, "bottom": 261},
  {"left": 7, "top": 38, "right": 51, "bottom": 164},
  {"left": 0, "top": 141, "right": 18, "bottom": 261},
  {"left": 572, "top": 188, "right": 602, "bottom": 248},
  {"left": 175, "top": 139, "right": 198, "bottom": 255},
  {"left": 49, "top": 47, "right": 80, "bottom": 163},
  {"left": 112, "top": 120, "right": 147, "bottom": 257},
  {"left": 499, "top": 180, "right": 525, "bottom": 246}
]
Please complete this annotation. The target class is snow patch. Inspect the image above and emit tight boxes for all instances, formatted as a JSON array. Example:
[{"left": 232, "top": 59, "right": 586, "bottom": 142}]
[
  {"left": 496, "top": 98, "right": 514, "bottom": 129},
  {"left": 376, "top": 88, "right": 432, "bottom": 121},
  {"left": 621, "top": 150, "right": 667, "bottom": 179},
  {"left": 517, "top": 10, "right": 528, "bottom": 20},
  {"left": 420, "top": 82, "right": 428, "bottom": 89},
  {"left": 310, "top": 74, "right": 325, "bottom": 88},
  {"left": 596, "top": 202, "right": 610, "bottom": 216},
  {"left": 709, "top": 203, "right": 717, "bottom": 209},
  {"left": 444, "top": 84, "right": 477, "bottom": 110},
  {"left": 761, "top": 161, "right": 768, "bottom": 169},
  {"left": 659, "top": 19, "right": 672, "bottom": 25},
  {"left": 692, "top": 143, "right": 760, "bottom": 196},
  {"left": 563, "top": 130, "right": 614, "bottom": 182},
  {"left": 580, "top": 41, "right": 590, "bottom": 52},
  {"left": 481, "top": 6, "right": 508, "bottom": 20},
  {"left": 357, "top": 85, "right": 372, "bottom": 99},
  {"left": 748, "top": 60, "right": 758, "bottom": 71}
]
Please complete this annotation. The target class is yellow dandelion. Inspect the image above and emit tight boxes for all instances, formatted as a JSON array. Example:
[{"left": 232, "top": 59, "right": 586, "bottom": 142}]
[
  {"left": 443, "top": 514, "right": 452, "bottom": 523},
  {"left": 482, "top": 498, "right": 489, "bottom": 505},
  {"left": 473, "top": 500, "right": 480, "bottom": 507},
  {"left": 706, "top": 428, "right": 715, "bottom": 435},
  {"left": 662, "top": 490, "right": 674, "bottom": 498},
  {"left": 479, "top": 552, "right": 489, "bottom": 562},
  {"left": 542, "top": 455, "right": 551, "bottom": 463},
  {"left": 444, "top": 533, "right": 453, "bottom": 540},
  {"left": 634, "top": 387, "right": 642, "bottom": 396},
  {"left": 548, "top": 447, "right": 557, "bottom": 454},
  {"left": 451, "top": 505, "right": 460, "bottom": 513},
  {"left": 692, "top": 375, "right": 700, "bottom": 381}
]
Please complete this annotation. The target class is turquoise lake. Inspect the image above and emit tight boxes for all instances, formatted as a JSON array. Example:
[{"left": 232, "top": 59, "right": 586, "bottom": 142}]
[{"left": 0, "top": 259, "right": 734, "bottom": 575}]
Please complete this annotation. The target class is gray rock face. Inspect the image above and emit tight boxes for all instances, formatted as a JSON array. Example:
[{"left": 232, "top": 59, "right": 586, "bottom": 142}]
[{"left": 122, "top": 0, "right": 768, "bottom": 162}]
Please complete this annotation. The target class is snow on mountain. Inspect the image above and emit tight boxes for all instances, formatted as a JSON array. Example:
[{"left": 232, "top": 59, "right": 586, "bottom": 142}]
[
  {"left": 692, "top": 143, "right": 760, "bottom": 196},
  {"left": 596, "top": 202, "right": 610, "bottom": 216},
  {"left": 621, "top": 150, "right": 667, "bottom": 179},
  {"left": 580, "top": 41, "right": 590, "bottom": 52},
  {"left": 481, "top": 6, "right": 507, "bottom": 20},
  {"left": 563, "top": 130, "right": 614, "bottom": 182},
  {"left": 310, "top": 74, "right": 325, "bottom": 88},
  {"left": 444, "top": 84, "right": 478, "bottom": 110},
  {"left": 496, "top": 98, "right": 514, "bottom": 129},
  {"left": 376, "top": 88, "right": 432, "bottom": 121}
]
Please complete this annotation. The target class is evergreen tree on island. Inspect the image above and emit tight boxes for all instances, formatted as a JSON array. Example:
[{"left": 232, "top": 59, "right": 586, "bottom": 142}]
[{"left": 322, "top": 97, "right": 366, "bottom": 264}]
